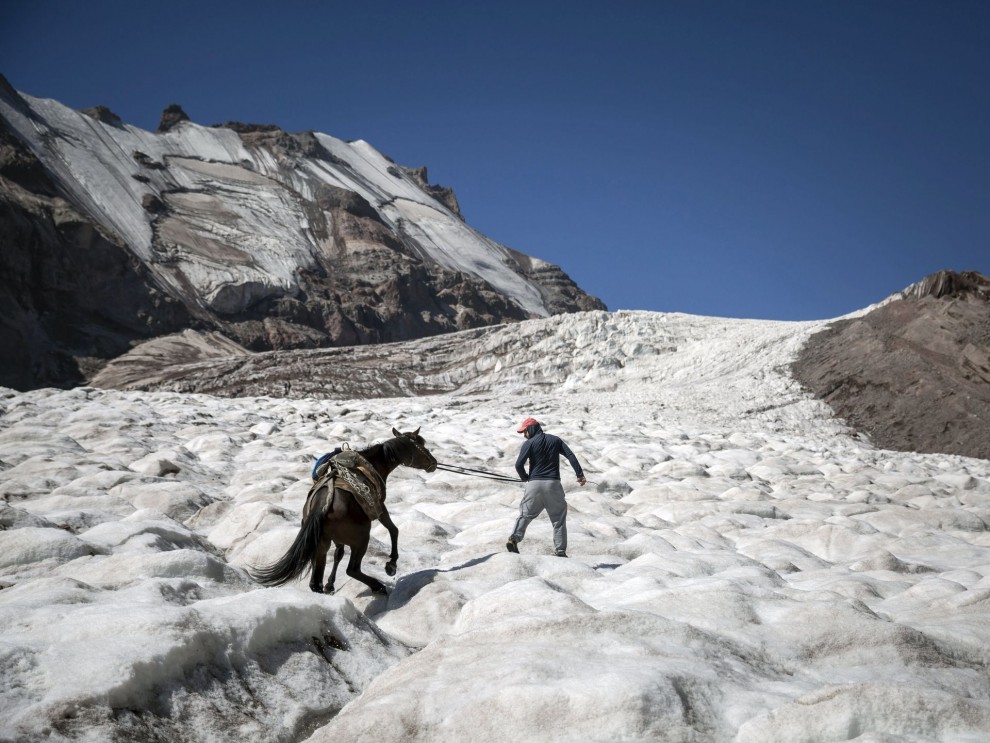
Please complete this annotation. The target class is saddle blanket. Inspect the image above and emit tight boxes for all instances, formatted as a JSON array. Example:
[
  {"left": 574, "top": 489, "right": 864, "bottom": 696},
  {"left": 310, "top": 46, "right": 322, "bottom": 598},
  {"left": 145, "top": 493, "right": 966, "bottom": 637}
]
[{"left": 304, "top": 450, "right": 385, "bottom": 521}]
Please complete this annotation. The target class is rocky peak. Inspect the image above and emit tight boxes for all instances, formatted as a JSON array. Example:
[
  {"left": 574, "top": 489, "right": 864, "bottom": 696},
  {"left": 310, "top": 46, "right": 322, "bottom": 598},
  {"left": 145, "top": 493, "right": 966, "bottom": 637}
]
[
  {"left": 212, "top": 121, "right": 282, "bottom": 134},
  {"left": 399, "top": 165, "right": 463, "bottom": 219},
  {"left": 898, "top": 270, "right": 990, "bottom": 302},
  {"left": 157, "top": 104, "right": 190, "bottom": 133},
  {"left": 0, "top": 74, "right": 34, "bottom": 119},
  {"left": 80, "top": 105, "right": 124, "bottom": 127},
  {"left": 0, "top": 74, "right": 20, "bottom": 101}
]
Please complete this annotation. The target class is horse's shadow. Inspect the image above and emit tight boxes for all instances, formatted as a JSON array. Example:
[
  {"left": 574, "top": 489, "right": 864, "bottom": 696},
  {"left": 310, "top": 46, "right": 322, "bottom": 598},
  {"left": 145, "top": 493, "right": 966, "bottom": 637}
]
[{"left": 379, "top": 553, "right": 495, "bottom": 614}]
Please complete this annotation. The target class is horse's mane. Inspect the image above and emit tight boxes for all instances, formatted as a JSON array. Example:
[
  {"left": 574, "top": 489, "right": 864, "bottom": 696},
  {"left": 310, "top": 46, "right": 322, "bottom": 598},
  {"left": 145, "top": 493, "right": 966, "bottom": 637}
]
[
  {"left": 358, "top": 441, "right": 387, "bottom": 464},
  {"left": 362, "top": 433, "right": 423, "bottom": 468}
]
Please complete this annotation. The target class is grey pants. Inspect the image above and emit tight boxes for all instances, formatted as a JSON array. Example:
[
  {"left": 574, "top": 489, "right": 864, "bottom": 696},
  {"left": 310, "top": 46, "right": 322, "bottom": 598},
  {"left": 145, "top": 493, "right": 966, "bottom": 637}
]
[{"left": 510, "top": 479, "right": 567, "bottom": 554}]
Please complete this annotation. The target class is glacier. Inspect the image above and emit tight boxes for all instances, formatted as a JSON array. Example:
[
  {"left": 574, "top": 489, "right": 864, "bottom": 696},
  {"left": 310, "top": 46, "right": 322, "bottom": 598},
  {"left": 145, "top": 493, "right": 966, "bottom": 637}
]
[{"left": 2, "top": 309, "right": 990, "bottom": 741}]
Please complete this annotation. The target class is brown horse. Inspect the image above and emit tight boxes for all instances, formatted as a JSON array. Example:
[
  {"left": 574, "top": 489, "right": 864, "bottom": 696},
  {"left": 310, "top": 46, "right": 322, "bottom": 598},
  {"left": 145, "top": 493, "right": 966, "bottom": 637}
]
[{"left": 251, "top": 427, "right": 437, "bottom": 595}]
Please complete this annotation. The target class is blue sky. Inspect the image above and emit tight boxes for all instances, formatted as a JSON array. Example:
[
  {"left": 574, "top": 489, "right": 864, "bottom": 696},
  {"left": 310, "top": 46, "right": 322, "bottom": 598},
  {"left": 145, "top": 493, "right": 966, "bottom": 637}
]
[{"left": 2, "top": 0, "right": 987, "bottom": 320}]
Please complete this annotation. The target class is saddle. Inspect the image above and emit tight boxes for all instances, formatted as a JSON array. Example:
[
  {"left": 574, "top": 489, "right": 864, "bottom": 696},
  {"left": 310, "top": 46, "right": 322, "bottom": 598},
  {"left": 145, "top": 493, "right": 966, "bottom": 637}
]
[{"left": 303, "top": 449, "right": 386, "bottom": 521}]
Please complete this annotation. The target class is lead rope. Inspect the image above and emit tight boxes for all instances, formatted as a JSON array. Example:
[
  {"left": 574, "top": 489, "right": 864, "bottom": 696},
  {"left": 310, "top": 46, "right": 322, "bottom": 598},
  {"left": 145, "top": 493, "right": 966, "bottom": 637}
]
[
  {"left": 435, "top": 464, "right": 599, "bottom": 485},
  {"left": 434, "top": 462, "right": 523, "bottom": 483}
]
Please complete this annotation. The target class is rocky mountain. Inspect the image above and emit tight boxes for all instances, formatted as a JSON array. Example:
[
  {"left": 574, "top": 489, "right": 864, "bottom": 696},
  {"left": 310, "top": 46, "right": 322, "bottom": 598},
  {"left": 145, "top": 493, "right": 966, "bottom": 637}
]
[
  {"left": 792, "top": 270, "right": 990, "bottom": 460},
  {"left": 0, "top": 76, "right": 604, "bottom": 391}
]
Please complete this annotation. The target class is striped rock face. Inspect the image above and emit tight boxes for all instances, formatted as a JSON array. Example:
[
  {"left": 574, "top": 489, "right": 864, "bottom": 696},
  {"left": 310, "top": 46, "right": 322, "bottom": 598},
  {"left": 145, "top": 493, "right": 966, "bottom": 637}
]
[{"left": 0, "top": 81, "right": 604, "bottom": 391}]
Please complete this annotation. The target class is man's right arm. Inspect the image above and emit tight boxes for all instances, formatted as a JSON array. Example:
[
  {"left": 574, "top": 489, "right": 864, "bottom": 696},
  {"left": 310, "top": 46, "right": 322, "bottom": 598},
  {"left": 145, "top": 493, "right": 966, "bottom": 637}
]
[{"left": 560, "top": 440, "right": 587, "bottom": 486}]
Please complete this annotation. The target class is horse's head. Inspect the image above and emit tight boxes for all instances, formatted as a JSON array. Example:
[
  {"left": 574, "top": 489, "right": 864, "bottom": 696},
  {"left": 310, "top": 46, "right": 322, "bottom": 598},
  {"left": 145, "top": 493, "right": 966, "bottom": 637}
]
[{"left": 391, "top": 427, "right": 438, "bottom": 472}]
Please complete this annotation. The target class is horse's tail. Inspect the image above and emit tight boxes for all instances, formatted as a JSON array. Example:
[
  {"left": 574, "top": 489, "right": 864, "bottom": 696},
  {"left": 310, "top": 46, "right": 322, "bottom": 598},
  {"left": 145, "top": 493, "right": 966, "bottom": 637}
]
[{"left": 250, "top": 491, "right": 327, "bottom": 587}]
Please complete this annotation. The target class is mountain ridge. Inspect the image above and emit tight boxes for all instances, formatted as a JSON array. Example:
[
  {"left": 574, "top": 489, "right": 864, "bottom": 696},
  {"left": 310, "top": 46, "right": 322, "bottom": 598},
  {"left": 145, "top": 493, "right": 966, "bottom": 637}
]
[{"left": 0, "top": 77, "right": 604, "bottom": 391}]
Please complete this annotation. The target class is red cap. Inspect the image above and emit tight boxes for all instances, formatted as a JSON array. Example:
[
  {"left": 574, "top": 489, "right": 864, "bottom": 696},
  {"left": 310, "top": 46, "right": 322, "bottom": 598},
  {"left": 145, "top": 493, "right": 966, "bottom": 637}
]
[{"left": 516, "top": 417, "right": 539, "bottom": 433}]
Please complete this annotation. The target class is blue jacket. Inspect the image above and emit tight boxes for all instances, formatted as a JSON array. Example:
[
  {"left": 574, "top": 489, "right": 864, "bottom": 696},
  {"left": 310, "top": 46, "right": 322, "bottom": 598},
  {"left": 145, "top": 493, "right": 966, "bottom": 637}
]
[{"left": 515, "top": 424, "right": 584, "bottom": 481}]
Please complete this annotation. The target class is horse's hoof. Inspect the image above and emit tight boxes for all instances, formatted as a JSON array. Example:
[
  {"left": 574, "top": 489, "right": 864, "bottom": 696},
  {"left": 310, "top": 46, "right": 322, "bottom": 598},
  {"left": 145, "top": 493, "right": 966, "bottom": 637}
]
[
  {"left": 371, "top": 584, "right": 388, "bottom": 596},
  {"left": 385, "top": 562, "right": 397, "bottom": 577},
  {"left": 309, "top": 584, "right": 323, "bottom": 594},
  {"left": 324, "top": 585, "right": 335, "bottom": 595}
]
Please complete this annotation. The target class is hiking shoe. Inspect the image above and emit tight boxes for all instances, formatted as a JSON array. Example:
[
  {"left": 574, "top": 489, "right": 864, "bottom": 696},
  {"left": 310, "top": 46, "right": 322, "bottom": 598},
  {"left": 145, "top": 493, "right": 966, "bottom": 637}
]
[
  {"left": 555, "top": 551, "right": 568, "bottom": 558},
  {"left": 506, "top": 539, "right": 519, "bottom": 554}
]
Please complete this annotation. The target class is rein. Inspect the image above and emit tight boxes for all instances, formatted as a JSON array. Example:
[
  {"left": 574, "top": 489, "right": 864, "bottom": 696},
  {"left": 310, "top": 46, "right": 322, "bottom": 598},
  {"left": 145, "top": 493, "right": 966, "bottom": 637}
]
[
  {"left": 436, "top": 461, "right": 599, "bottom": 486},
  {"left": 435, "top": 462, "right": 522, "bottom": 483},
  {"left": 375, "top": 437, "right": 592, "bottom": 486}
]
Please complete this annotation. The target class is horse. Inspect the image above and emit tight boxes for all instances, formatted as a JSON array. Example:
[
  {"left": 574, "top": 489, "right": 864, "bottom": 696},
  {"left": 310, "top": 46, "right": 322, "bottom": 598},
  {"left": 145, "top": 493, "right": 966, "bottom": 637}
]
[{"left": 250, "top": 427, "right": 437, "bottom": 595}]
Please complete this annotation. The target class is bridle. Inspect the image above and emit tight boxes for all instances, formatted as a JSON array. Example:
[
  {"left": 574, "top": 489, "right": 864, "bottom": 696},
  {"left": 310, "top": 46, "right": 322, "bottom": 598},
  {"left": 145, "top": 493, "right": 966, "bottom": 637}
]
[{"left": 389, "top": 435, "right": 438, "bottom": 471}]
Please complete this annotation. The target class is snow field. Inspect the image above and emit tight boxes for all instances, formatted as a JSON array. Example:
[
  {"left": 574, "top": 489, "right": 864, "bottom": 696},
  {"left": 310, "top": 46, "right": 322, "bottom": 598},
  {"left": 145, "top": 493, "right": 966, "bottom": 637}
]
[{"left": 2, "top": 312, "right": 990, "bottom": 741}]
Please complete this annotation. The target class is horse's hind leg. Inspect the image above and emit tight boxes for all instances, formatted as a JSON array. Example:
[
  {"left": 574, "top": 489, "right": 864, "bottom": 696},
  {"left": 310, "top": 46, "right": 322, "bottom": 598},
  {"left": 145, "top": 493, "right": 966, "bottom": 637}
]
[
  {"left": 346, "top": 533, "right": 387, "bottom": 595},
  {"left": 309, "top": 518, "right": 335, "bottom": 593},
  {"left": 324, "top": 543, "right": 345, "bottom": 594},
  {"left": 380, "top": 506, "right": 399, "bottom": 577}
]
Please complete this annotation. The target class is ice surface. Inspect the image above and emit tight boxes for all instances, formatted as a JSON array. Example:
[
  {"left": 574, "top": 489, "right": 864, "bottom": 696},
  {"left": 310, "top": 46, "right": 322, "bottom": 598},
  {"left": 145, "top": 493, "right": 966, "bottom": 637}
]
[{"left": 2, "top": 311, "right": 990, "bottom": 741}]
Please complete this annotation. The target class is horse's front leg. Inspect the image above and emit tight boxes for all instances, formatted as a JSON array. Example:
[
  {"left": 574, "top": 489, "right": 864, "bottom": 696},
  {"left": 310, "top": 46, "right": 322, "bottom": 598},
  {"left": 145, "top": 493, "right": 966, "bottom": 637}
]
[
  {"left": 379, "top": 506, "right": 399, "bottom": 577},
  {"left": 324, "top": 543, "right": 345, "bottom": 594}
]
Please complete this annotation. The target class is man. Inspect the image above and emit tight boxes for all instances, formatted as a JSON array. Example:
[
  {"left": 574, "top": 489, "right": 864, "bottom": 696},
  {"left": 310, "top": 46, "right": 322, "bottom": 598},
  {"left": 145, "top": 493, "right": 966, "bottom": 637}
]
[{"left": 507, "top": 417, "right": 586, "bottom": 557}]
